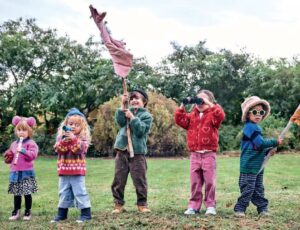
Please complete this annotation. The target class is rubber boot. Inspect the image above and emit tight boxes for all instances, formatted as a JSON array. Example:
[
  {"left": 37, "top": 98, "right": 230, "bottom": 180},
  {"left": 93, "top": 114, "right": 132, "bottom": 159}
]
[
  {"left": 76, "top": 208, "right": 92, "bottom": 223},
  {"left": 51, "top": 208, "right": 68, "bottom": 223}
]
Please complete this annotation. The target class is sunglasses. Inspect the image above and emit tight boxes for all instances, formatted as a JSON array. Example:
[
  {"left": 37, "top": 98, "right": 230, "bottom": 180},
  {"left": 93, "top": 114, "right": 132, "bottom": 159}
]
[{"left": 249, "top": 109, "right": 266, "bottom": 116}]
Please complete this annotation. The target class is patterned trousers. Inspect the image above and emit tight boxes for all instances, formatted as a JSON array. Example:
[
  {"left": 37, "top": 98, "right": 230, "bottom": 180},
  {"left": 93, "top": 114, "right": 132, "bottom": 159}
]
[{"left": 234, "top": 173, "right": 268, "bottom": 213}]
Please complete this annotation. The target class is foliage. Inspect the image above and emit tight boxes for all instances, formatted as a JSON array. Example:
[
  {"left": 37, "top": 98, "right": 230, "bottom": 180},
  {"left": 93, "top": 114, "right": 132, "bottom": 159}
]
[
  {"left": 0, "top": 18, "right": 299, "bottom": 154},
  {"left": 91, "top": 96, "right": 120, "bottom": 156},
  {"left": 92, "top": 92, "right": 187, "bottom": 156},
  {"left": 218, "top": 124, "right": 242, "bottom": 152}
]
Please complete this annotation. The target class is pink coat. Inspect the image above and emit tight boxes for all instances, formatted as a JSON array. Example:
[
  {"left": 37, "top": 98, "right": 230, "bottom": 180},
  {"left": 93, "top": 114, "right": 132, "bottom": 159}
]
[{"left": 5, "top": 139, "right": 38, "bottom": 172}]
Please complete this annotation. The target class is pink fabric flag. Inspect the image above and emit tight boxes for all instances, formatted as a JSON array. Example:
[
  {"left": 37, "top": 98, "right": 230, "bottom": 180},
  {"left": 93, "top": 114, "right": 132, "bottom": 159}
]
[{"left": 89, "top": 5, "right": 133, "bottom": 78}]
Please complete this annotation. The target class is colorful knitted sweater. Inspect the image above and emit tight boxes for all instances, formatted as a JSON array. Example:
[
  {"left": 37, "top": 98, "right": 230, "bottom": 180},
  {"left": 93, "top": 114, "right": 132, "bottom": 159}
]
[
  {"left": 240, "top": 121, "right": 278, "bottom": 174},
  {"left": 54, "top": 136, "right": 88, "bottom": 176},
  {"left": 174, "top": 104, "right": 225, "bottom": 152}
]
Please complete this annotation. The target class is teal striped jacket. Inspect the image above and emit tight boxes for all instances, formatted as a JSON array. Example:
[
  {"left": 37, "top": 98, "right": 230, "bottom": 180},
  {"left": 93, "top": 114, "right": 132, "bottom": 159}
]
[{"left": 240, "top": 121, "right": 278, "bottom": 174}]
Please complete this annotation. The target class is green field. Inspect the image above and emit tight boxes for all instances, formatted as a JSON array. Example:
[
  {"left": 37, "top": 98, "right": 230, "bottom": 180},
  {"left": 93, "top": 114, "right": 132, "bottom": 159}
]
[{"left": 0, "top": 154, "right": 299, "bottom": 229}]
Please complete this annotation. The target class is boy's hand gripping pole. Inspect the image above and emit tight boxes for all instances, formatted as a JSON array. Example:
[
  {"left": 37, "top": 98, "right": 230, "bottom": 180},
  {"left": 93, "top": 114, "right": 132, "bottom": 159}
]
[{"left": 122, "top": 77, "right": 134, "bottom": 158}]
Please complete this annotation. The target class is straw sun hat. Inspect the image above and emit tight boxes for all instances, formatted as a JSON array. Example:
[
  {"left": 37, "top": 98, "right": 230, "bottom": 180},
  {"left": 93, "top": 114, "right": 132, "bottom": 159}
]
[{"left": 241, "top": 96, "right": 271, "bottom": 122}]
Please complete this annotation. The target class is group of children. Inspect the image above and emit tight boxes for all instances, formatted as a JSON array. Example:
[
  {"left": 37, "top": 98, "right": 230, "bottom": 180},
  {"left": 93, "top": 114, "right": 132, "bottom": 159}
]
[{"left": 3, "top": 88, "right": 283, "bottom": 222}]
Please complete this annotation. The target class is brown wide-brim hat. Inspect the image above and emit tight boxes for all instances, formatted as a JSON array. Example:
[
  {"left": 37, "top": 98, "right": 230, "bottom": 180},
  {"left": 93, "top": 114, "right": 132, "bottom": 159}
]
[{"left": 241, "top": 96, "right": 271, "bottom": 122}]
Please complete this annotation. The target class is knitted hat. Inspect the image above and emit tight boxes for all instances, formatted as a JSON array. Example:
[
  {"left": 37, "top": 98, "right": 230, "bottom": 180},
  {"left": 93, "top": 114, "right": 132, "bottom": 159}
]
[
  {"left": 66, "top": 108, "right": 85, "bottom": 117},
  {"left": 241, "top": 96, "right": 271, "bottom": 122}
]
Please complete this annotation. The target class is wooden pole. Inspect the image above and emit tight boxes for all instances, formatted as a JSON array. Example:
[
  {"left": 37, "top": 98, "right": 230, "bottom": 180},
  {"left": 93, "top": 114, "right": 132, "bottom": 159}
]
[
  {"left": 122, "top": 78, "right": 134, "bottom": 158},
  {"left": 258, "top": 104, "right": 300, "bottom": 174}
]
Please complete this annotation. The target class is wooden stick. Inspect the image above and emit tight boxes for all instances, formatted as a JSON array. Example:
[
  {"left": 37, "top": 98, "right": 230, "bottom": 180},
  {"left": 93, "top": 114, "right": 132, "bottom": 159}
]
[
  {"left": 257, "top": 104, "right": 300, "bottom": 174},
  {"left": 122, "top": 78, "right": 134, "bottom": 158}
]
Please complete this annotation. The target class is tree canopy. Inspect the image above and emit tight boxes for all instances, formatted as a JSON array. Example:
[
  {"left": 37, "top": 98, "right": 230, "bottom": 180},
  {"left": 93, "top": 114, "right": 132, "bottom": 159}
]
[{"left": 0, "top": 18, "right": 299, "bottom": 155}]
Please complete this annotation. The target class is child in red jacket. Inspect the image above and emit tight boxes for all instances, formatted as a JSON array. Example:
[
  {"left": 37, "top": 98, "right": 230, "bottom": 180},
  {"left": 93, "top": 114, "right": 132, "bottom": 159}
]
[{"left": 174, "top": 89, "right": 225, "bottom": 215}]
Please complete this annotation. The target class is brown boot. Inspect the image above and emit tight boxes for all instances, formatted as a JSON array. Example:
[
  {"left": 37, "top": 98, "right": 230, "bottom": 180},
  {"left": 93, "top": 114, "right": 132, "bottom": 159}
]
[
  {"left": 112, "top": 204, "right": 125, "bottom": 214},
  {"left": 137, "top": 206, "right": 151, "bottom": 213}
]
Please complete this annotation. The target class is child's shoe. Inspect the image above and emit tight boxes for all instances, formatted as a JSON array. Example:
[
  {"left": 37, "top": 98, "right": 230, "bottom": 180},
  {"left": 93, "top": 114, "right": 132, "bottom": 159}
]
[
  {"left": 234, "top": 211, "right": 246, "bottom": 217},
  {"left": 50, "top": 208, "right": 68, "bottom": 223},
  {"left": 205, "top": 207, "right": 217, "bottom": 215},
  {"left": 112, "top": 204, "right": 125, "bottom": 214},
  {"left": 137, "top": 205, "right": 151, "bottom": 213},
  {"left": 259, "top": 211, "right": 271, "bottom": 217},
  {"left": 23, "top": 209, "right": 31, "bottom": 221},
  {"left": 9, "top": 210, "right": 20, "bottom": 220},
  {"left": 76, "top": 208, "right": 92, "bottom": 223},
  {"left": 184, "top": 208, "right": 198, "bottom": 215}
]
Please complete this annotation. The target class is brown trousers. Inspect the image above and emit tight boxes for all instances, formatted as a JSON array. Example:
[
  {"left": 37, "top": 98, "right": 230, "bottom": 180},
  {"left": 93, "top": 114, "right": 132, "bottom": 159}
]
[{"left": 111, "top": 150, "right": 148, "bottom": 206}]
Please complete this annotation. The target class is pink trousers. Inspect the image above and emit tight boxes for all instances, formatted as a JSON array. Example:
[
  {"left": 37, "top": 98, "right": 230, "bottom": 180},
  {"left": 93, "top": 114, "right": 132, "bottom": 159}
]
[{"left": 188, "top": 152, "right": 216, "bottom": 210}]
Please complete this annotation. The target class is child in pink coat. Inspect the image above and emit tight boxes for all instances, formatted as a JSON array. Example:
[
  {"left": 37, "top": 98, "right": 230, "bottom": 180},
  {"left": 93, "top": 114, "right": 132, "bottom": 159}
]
[{"left": 3, "top": 116, "right": 39, "bottom": 221}]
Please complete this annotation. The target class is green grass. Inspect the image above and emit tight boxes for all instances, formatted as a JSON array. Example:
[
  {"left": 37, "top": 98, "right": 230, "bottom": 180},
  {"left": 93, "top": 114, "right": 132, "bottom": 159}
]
[{"left": 0, "top": 154, "right": 300, "bottom": 229}]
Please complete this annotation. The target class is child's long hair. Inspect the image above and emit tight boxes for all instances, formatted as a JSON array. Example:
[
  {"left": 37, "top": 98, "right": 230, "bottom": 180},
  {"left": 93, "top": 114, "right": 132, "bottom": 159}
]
[{"left": 57, "top": 115, "right": 91, "bottom": 145}]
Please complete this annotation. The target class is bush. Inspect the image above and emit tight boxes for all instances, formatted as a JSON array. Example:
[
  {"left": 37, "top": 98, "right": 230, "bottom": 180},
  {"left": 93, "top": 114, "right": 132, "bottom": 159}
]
[
  {"left": 260, "top": 115, "right": 298, "bottom": 151},
  {"left": 0, "top": 124, "right": 15, "bottom": 153},
  {"left": 218, "top": 124, "right": 242, "bottom": 152},
  {"left": 92, "top": 92, "right": 187, "bottom": 157}
]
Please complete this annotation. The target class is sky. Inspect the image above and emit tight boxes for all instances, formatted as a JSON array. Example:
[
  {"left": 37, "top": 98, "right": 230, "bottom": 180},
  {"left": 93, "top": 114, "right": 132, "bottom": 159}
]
[{"left": 1, "top": 0, "right": 300, "bottom": 65}]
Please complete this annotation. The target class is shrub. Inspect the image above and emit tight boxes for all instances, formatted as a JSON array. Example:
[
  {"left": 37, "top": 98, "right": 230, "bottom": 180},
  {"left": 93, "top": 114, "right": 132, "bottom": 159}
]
[
  {"left": 218, "top": 124, "right": 242, "bottom": 152},
  {"left": 92, "top": 92, "right": 187, "bottom": 157}
]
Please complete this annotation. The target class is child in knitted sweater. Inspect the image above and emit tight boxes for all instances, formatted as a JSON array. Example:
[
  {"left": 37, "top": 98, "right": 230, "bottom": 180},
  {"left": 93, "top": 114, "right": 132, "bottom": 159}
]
[
  {"left": 4, "top": 116, "right": 38, "bottom": 221},
  {"left": 174, "top": 89, "right": 225, "bottom": 215},
  {"left": 51, "top": 108, "right": 92, "bottom": 223}
]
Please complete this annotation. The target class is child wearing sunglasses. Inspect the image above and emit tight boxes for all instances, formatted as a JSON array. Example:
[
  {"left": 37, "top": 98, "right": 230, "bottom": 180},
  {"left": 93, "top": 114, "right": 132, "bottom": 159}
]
[
  {"left": 174, "top": 89, "right": 225, "bottom": 215},
  {"left": 234, "top": 96, "right": 283, "bottom": 217},
  {"left": 111, "top": 89, "right": 153, "bottom": 214}
]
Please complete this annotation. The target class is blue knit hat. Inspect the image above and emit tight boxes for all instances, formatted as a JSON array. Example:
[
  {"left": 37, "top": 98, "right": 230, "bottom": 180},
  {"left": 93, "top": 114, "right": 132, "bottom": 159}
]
[{"left": 66, "top": 108, "right": 85, "bottom": 117}]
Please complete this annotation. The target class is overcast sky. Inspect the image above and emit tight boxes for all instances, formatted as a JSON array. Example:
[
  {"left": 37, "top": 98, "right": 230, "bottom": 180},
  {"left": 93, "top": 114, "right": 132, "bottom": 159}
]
[{"left": 1, "top": 0, "right": 300, "bottom": 64}]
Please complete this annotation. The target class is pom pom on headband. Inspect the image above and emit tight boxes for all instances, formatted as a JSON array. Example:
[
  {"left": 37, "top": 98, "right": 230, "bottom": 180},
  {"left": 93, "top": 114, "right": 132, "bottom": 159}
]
[{"left": 12, "top": 116, "right": 36, "bottom": 127}]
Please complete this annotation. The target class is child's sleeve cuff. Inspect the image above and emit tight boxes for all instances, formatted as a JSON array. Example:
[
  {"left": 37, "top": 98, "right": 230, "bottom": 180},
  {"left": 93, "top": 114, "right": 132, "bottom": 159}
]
[{"left": 20, "top": 148, "right": 26, "bottom": 154}]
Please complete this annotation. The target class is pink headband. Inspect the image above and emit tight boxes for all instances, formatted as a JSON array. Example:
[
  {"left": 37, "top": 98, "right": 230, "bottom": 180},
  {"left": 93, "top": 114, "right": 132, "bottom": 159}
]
[{"left": 12, "top": 116, "right": 36, "bottom": 128}]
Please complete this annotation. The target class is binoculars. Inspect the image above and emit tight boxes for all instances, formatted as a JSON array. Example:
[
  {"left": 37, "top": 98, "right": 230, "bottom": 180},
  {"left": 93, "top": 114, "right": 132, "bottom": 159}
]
[
  {"left": 63, "top": 125, "right": 72, "bottom": 132},
  {"left": 62, "top": 125, "right": 72, "bottom": 139},
  {"left": 182, "top": 97, "right": 204, "bottom": 105}
]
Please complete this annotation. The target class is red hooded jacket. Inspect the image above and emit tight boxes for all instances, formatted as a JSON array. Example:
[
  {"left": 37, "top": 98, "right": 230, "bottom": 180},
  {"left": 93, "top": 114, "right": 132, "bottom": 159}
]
[{"left": 174, "top": 104, "right": 225, "bottom": 152}]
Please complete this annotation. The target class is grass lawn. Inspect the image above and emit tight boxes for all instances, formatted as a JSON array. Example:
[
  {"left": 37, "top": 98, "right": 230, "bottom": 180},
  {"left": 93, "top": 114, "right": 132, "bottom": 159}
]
[{"left": 0, "top": 154, "right": 299, "bottom": 229}]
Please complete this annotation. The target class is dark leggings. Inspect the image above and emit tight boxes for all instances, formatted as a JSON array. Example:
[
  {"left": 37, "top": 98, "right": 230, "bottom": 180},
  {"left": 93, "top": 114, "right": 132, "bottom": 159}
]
[{"left": 14, "top": 195, "right": 32, "bottom": 211}]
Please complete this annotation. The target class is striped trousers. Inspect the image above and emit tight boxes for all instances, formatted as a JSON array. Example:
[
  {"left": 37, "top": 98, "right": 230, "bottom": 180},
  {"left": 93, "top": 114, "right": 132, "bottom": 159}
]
[{"left": 234, "top": 173, "right": 268, "bottom": 213}]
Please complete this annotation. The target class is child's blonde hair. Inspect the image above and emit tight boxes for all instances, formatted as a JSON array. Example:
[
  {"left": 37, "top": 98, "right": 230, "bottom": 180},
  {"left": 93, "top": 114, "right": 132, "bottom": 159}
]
[
  {"left": 15, "top": 121, "right": 34, "bottom": 138},
  {"left": 12, "top": 116, "right": 36, "bottom": 138},
  {"left": 57, "top": 115, "right": 91, "bottom": 145}
]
